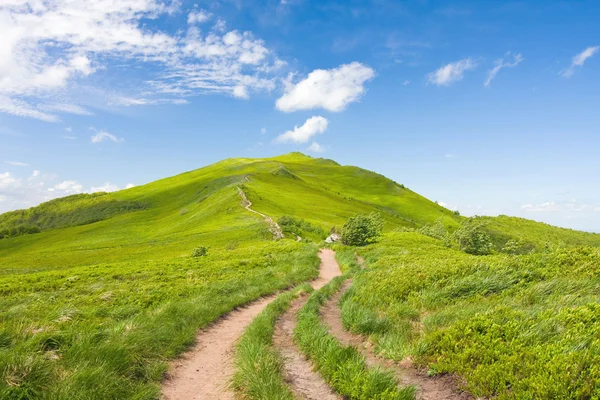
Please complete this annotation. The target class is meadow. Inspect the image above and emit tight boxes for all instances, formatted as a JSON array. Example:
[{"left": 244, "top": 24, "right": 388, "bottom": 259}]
[
  {"left": 2, "top": 152, "right": 600, "bottom": 398},
  {"left": 341, "top": 231, "right": 600, "bottom": 399}
]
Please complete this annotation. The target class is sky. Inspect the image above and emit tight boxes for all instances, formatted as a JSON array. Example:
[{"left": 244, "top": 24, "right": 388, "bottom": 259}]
[{"left": 0, "top": 0, "right": 599, "bottom": 232}]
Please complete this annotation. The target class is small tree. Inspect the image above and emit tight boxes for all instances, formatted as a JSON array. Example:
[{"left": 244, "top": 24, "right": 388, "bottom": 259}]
[
  {"left": 342, "top": 213, "right": 384, "bottom": 246},
  {"left": 452, "top": 220, "right": 493, "bottom": 255}
]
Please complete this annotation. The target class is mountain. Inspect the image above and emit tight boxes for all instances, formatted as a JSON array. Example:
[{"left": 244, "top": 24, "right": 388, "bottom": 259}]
[
  {"left": 2, "top": 153, "right": 600, "bottom": 273},
  {"left": 0, "top": 153, "right": 460, "bottom": 272},
  {"left": 2, "top": 153, "right": 600, "bottom": 399}
]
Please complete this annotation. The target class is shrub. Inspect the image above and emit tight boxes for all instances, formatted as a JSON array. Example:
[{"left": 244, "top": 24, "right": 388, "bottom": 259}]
[
  {"left": 452, "top": 220, "right": 493, "bottom": 255},
  {"left": 191, "top": 246, "right": 208, "bottom": 257},
  {"left": 342, "top": 213, "right": 384, "bottom": 246}
]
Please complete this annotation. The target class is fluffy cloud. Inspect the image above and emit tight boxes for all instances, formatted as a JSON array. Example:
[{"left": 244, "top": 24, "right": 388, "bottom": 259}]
[
  {"left": 307, "top": 142, "right": 324, "bottom": 153},
  {"left": 90, "top": 183, "right": 120, "bottom": 193},
  {"left": 188, "top": 10, "right": 212, "bottom": 24},
  {"left": 0, "top": 169, "right": 134, "bottom": 213},
  {"left": 428, "top": 58, "right": 477, "bottom": 86},
  {"left": 90, "top": 129, "right": 123, "bottom": 144},
  {"left": 274, "top": 116, "right": 328, "bottom": 144},
  {"left": 50, "top": 180, "right": 84, "bottom": 195},
  {"left": 276, "top": 62, "right": 375, "bottom": 112},
  {"left": 562, "top": 46, "right": 599, "bottom": 77},
  {"left": 485, "top": 53, "right": 523, "bottom": 87},
  {"left": 0, "top": 1, "right": 285, "bottom": 121}
]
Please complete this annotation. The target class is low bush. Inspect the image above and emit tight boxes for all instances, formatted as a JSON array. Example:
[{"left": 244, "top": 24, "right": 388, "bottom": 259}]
[
  {"left": 341, "top": 213, "right": 384, "bottom": 246},
  {"left": 191, "top": 246, "right": 209, "bottom": 257}
]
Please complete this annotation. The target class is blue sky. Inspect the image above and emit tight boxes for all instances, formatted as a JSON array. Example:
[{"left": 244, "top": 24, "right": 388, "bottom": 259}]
[{"left": 1, "top": 0, "right": 599, "bottom": 232}]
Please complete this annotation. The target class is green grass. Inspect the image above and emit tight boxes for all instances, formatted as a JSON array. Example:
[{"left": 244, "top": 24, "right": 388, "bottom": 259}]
[
  {"left": 2, "top": 152, "right": 600, "bottom": 398},
  {"left": 232, "top": 283, "right": 313, "bottom": 400},
  {"left": 0, "top": 241, "right": 320, "bottom": 399},
  {"left": 294, "top": 275, "right": 415, "bottom": 400},
  {"left": 479, "top": 215, "right": 600, "bottom": 252},
  {"left": 341, "top": 231, "right": 600, "bottom": 399}
]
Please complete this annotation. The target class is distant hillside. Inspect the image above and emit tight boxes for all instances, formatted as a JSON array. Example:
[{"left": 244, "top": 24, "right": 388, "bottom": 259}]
[
  {"left": 1, "top": 152, "right": 599, "bottom": 271},
  {"left": 478, "top": 215, "right": 600, "bottom": 252}
]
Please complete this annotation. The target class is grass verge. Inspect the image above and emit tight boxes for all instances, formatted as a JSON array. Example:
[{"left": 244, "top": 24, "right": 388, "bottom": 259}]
[
  {"left": 294, "top": 275, "right": 415, "bottom": 400},
  {"left": 232, "top": 283, "right": 313, "bottom": 400}
]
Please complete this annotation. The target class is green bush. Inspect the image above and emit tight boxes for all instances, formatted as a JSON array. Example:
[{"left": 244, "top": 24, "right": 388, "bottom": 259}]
[
  {"left": 342, "top": 213, "right": 384, "bottom": 246},
  {"left": 277, "top": 215, "right": 325, "bottom": 238},
  {"left": 191, "top": 246, "right": 208, "bottom": 257},
  {"left": 452, "top": 220, "right": 494, "bottom": 255}
]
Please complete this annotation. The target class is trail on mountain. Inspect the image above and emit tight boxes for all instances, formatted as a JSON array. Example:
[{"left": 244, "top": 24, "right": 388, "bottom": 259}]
[
  {"left": 161, "top": 296, "right": 276, "bottom": 400},
  {"left": 321, "top": 280, "right": 472, "bottom": 400},
  {"left": 161, "top": 249, "right": 340, "bottom": 400},
  {"left": 272, "top": 249, "right": 343, "bottom": 400},
  {"left": 237, "top": 186, "right": 284, "bottom": 240}
]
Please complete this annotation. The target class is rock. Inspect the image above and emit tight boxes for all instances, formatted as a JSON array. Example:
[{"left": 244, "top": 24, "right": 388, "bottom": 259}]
[{"left": 325, "top": 233, "right": 341, "bottom": 243}]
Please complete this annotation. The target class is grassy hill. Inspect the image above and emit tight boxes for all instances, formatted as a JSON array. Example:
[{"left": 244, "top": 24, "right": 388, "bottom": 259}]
[
  {"left": 0, "top": 152, "right": 459, "bottom": 274},
  {"left": 1, "top": 152, "right": 599, "bottom": 398}
]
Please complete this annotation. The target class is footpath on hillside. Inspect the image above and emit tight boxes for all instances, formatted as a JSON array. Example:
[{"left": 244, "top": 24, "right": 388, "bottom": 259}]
[{"left": 161, "top": 249, "right": 342, "bottom": 400}]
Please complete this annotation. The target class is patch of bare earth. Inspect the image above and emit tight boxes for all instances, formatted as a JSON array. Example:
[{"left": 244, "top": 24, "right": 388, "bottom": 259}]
[
  {"left": 321, "top": 280, "right": 472, "bottom": 400},
  {"left": 271, "top": 248, "right": 343, "bottom": 400},
  {"left": 161, "top": 249, "right": 342, "bottom": 399},
  {"left": 161, "top": 295, "right": 276, "bottom": 400}
]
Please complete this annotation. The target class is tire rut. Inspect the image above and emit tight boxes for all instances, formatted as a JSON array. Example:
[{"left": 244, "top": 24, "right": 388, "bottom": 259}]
[
  {"left": 271, "top": 248, "right": 343, "bottom": 400},
  {"left": 161, "top": 249, "right": 341, "bottom": 399},
  {"left": 321, "top": 280, "right": 472, "bottom": 400}
]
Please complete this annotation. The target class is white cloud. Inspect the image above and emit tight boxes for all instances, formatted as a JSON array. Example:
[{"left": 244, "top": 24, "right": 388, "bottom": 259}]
[
  {"left": 438, "top": 201, "right": 458, "bottom": 211},
  {"left": 521, "top": 201, "right": 600, "bottom": 213},
  {"left": 276, "top": 62, "right": 375, "bottom": 112},
  {"left": 125, "top": 183, "right": 136, "bottom": 189},
  {"left": 260, "top": 127, "right": 266, "bottom": 135},
  {"left": 402, "top": 80, "right": 411, "bottom": 86},
  {"left": 427, "top": 58, "right": 477, "bottom": 86},
  {"left": 90, "top": 183, "right": 120, "bottom": 193},
  {"left": 444, "top": 153, "right": 456, "bottom": 159},
  {"left": 41, "top": 103, "right": 93, "bottom": 115},
  {"left": 5, "top": 161, "right": 29, "bottom": 167},
  {"left": 274, "top": 116, "right": 328, "bottom": 144},
  {"left": 51, "top": 180, "right": 83, "bottom": 195},
  {"left": 0, "top": 169, "right": 135, "bottom": 213},
  {"left": 0, "top": 172, "right": 19, "bottom": 189},
  {"left": 65, "top": 127, "right": 72, "bottom": 132},
  {"left": 232, "top": 85, "right": 249, "bottom": 99},
  {"left": 90, "top": 129, "right": 123, "bottom": 144},
  {"left": 562, "top": 46, "right": 599, "bottom": 77},
  {"left": 307, "top": 142, "right": 324, "bottom": 153},
  {"left": 0, "top": 95, "right": 59, "bottom": 122},
  {"left": 485, "top": 53, "right": 523, "bottom": 87},
  {"left": 0, "top": 1, "right": 285, "bottom": 121},
  {"left": 188, "top": 10, "right": 212, "bottom": 24}
]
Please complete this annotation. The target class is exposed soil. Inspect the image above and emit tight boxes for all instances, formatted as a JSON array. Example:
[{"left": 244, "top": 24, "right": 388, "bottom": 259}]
[
  {"left": 161, "top": 249, "right": 342, "bottom": 399},
  {"left": 161, "top": 295, "right": 276, "bottom": 400},
  {"left": 321, "top": 280, "right": 472, "bottom": 400},
  {"left": 271, "top": 248, "right": 343, "bottom": 400}
]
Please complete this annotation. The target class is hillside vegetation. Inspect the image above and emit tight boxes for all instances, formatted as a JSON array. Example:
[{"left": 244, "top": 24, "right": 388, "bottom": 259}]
[
  {"left": 1, "top": 152, "right": 599, "bottom": 399},
  {"left": 342, "top": 232, "right": 600, "bottom": 398}
]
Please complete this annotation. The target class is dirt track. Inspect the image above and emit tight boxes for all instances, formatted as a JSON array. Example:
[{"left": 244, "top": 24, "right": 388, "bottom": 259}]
[{"left": 161, "top": 249, "right": 341, "bottom": 400}]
